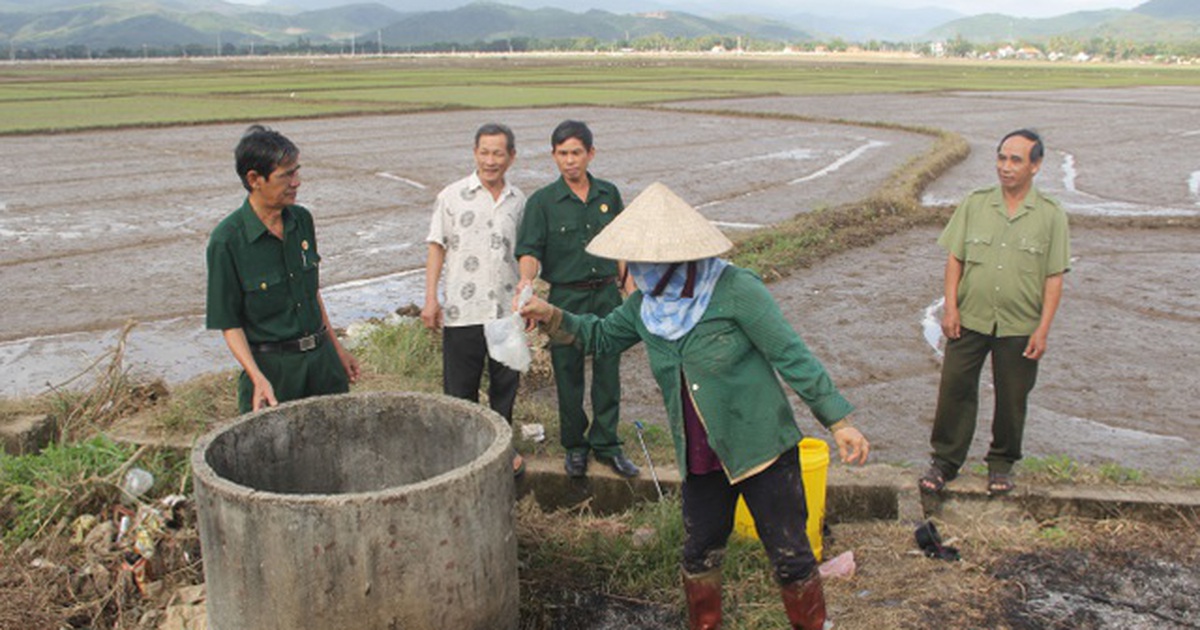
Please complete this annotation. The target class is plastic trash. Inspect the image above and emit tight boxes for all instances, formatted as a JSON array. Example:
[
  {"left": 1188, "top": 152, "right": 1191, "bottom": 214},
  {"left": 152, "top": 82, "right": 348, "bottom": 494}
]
[
  {"left": 485, "top": 285, "right": 533, "bottom": 372},
  {"left": 921, "top": 297, "right": 945, "bottom": 358},
  {"left": 520, "top": 423, "right": 546, "bottom": 443},
  {"left": 121, "top": 468, "right": 154, "bottom": 499},
  {"left": 818, "top": 550, "right": 856, "bottom": 579}
]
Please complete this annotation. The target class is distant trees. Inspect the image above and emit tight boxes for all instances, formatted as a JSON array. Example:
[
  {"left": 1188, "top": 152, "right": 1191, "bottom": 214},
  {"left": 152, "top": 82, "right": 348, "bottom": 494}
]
[{"left": 4, "top": 30, "right": 1198, "bottom": 62}]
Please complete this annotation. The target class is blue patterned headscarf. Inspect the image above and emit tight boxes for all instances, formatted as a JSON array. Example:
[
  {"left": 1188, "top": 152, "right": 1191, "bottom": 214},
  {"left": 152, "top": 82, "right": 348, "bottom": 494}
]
[{"left": 628, "top": 258, "right": 729, "bottom": 341}]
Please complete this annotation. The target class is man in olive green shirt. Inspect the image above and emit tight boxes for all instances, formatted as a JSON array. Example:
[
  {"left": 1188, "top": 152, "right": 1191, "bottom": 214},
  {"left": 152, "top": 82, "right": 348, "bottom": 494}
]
[
  {"left": 921, "top": 129, "right": 1070, "bottom": 496},
  {"left": 515, "top": 120, "right": 638, "bottom": 478},
  {"left": 206, "top": 125, "right": 359, "bottom": 413}
]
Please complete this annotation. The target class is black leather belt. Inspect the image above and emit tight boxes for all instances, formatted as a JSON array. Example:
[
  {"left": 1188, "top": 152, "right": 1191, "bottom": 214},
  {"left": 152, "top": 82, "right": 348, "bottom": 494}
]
[
  {"left": 250, "top": 328, "right": 327, "bottom": 354},
  {"left": 558, "top": 276, "right": 617, "bottom": 290}
]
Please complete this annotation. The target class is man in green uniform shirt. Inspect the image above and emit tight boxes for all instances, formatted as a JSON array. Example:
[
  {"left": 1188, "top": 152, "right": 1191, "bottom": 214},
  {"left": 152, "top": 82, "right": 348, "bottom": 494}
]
[
  {"left": 515, "top": 120, "right": 639, "bottom": 478},
  {"left": 206, "top": 125, "right": 360, "bottom": 413},
  {"left": 920, "top": 129, "right": 1070, "bottom": 497}
]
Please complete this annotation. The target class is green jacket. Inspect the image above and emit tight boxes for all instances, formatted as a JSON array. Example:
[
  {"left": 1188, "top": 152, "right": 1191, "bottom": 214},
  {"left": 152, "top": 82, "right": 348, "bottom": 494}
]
[
  {"left": 554, "top": 265, "right": 853, "bottom": 482},
  {"left": 205, "top": 200, "right": 324, "bottom": 343},
  {"left": 514, "top": 174, "right": 623, "bottom": 285}
]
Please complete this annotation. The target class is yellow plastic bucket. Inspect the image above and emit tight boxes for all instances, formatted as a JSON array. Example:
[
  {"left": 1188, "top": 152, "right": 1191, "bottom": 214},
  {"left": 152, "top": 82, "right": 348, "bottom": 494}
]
[{"left": 733, "top": 438, "right": 829, "bottom": 561}]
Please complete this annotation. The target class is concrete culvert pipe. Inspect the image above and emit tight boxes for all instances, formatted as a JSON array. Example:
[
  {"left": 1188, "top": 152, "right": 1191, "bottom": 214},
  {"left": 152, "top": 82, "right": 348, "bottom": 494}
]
[{"left": 192, "top": 391, "right": 518, "bottom": 630}]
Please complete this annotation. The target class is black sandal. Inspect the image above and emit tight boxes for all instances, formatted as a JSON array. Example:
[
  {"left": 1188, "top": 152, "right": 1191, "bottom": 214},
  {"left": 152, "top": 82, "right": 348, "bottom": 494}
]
[
  {"left": 919, "top": 466, "right": 947, "bottom": 494},
  {"left": 988, "top": 471, "right": 1015, "bottom": 496}
]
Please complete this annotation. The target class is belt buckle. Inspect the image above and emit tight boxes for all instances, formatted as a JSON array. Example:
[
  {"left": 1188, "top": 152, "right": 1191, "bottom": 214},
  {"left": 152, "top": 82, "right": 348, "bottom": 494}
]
[{"left": 298, "top": 334, "right": 317, "bottom": 352}]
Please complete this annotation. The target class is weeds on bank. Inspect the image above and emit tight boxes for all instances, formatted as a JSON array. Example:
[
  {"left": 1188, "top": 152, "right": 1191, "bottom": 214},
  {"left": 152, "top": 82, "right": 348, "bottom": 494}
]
[
  {"left": 1021, "top": 454, "right": 1080, "bottom": 482},
  {"left": 707, "top": 112, "right": 968, "bottom": 280},
  {"left": 150, "top": 372, "right": 238, "bottom": 435},
  {"left": 516, "top": 493, "right": 783, "bottom": 627},
  {"left": 0, "top": 436, "right": 189, "bottom": 548},
  {"left": 344, "top": 316, "right": 442, "bottom": 390}
]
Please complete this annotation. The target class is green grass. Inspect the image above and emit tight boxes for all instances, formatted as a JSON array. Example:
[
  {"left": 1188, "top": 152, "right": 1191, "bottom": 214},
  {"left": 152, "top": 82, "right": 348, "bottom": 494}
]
[
  {"left": 344, "top": 317, "right": 443, "bottom": 390},
  {"left": 0, "top": 436, "right": 190, "bottom": 547},
  {"left": 0, "top": 55, "right": 1197, "bottom": 134},
  {"left": 1097, "top": 462, "right": 1144, "bottom": 485},
  {"left": 1019, "top": 454, "right": 1080, "bottom": 483}
]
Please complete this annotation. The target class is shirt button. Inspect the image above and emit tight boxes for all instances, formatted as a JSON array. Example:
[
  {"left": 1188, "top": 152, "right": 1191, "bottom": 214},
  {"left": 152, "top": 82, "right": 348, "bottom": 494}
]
[{"left": 692, "top": 383, "right": 700, "bottom": 391}]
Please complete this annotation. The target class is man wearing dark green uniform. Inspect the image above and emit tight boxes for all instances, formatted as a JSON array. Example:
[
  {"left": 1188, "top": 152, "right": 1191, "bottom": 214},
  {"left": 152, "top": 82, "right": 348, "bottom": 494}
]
[
  {"left": 206, "top": 124, "right": 360, "bottom": 413},
  {"left": 515, "top": 120, "right": 639, "bottom": 478}
]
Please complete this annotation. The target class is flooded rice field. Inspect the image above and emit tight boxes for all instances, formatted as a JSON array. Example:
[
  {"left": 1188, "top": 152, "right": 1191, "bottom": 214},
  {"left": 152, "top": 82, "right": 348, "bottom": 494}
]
[{"left": 0, "top": 87, "right": 1196, "bottom": 477}]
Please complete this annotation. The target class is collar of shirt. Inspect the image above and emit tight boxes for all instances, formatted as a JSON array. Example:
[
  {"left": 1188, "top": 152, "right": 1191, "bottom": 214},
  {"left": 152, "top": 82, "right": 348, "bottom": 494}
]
[
  {"left": 468, "top": 171, "right": 515, "bottom": 205},
  {"left": 549, "top": 172, "right": 598, "bottom": 204},
  {"left": 987, "top": 185, "right": 1044, "bottom": 221},
  {"left": 238, "top": 198, "right": 295, "bottom": 242}
]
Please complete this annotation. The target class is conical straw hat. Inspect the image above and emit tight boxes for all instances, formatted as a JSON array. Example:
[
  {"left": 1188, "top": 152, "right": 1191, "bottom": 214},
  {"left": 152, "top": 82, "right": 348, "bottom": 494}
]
[{"left": 586, "top": 182, "right": 732, "bottom": 262}]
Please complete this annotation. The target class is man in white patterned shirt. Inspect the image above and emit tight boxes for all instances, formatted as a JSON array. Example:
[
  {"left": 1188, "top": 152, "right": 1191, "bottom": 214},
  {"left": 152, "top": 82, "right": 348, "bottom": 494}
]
[{"left": 423, "top": 123, "right": 527, "bottom": 475}]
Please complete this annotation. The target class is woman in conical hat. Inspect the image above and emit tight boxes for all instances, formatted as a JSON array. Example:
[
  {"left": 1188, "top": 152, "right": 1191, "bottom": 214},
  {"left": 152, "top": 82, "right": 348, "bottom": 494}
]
[{"left": 520, "top": 182, "right": 870, "bottom": 630}]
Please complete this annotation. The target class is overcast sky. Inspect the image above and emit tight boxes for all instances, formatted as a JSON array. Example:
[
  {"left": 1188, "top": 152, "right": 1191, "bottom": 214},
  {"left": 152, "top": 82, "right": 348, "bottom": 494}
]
[{"left": 228, "top": 0, "right": 1148, "bottom": 19}]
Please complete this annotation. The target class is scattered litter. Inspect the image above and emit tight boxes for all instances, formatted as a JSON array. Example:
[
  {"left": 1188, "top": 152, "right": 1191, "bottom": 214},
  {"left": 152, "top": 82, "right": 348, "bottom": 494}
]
[
  {"left": 921, "top": 297, "right": 945, "bottom": 358},
  {"left": 520, "top": 423, "right": 546, "bottom": 443},
  {"left": 631, "top": 526, "right": 657, "bottom": 548},
  {"left": 915, "top": 521, "right": 960, "bottom": 562},
  {"left": 121, "top": 467, "right": 154, "bottom": 500},
  {"left": 819, "top": 550, "right": 856, "bottom": 579}
]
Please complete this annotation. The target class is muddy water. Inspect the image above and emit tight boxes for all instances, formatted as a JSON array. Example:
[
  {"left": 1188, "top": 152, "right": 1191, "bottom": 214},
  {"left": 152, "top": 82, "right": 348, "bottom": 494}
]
[
  {"left": 1, "top": 90, "right": 1197, "bottom": 478},
  {"left": 0, "top": 106, "right": 925, "bottom": 392}
]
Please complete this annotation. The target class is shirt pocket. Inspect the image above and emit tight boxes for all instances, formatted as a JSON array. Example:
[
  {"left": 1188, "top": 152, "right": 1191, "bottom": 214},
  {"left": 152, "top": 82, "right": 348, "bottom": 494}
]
[
  {"left": 964, "top": 234, "right": 993, "bottom": 264},
  {"left": 301, "top": 250, "right": 321, "bottom": 296},
  {"left": 1016, "top": 235, "right": 1048, "bottom": 274},
  {"left": 550, "top": 214, "right": 583, "bottom": 248},
  {"left": 243, "top": 272, "right": 291, "bottom": 320},
  {"left": 690, "top": 322, "right": 748, "bottom": 369}
]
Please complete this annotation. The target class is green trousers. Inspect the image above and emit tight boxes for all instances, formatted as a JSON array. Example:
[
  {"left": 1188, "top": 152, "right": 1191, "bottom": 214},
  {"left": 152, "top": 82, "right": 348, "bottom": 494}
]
[
  {"left": 548, "top": 283, "right": 624, "bottom": 457},
  {"left": 929, "top": 328, "right": 1039, "bottom": 477},
  {"left": 237, "top": 340, "right": 350, "bottom": 413}
]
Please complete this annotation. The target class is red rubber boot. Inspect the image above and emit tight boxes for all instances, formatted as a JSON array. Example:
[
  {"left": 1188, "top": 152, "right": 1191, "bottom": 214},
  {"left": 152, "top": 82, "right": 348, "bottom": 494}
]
[
  {"left": 682, "top": 568, "right": 722, "bottom": 630},
  {"left": 781, "top": 573, "right": 827, "bottom": 630}
]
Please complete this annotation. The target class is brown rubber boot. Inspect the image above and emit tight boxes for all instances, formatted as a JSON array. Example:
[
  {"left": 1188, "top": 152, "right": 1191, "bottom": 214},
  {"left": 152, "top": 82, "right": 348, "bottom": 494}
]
[
  {"left": 682, "top": 568, "right": 722, "bottom": 630},
  {"left": 780, "top": 573, "right": 826, "bottom": 630}
]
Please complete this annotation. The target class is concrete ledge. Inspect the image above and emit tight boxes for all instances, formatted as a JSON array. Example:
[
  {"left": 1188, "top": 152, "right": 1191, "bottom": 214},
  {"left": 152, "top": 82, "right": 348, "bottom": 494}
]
[
  {"left": 0, "top": 413, "right": 56, "bottom": 456},
  {"left": 517, "top": 456, "right": 1200, "bottom": 526}
]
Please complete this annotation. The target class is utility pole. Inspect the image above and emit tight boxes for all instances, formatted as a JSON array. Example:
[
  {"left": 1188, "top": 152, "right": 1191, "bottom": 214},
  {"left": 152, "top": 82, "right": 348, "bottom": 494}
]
[{"left": 377, "top": 30, "right": 382, "bottom": 55}]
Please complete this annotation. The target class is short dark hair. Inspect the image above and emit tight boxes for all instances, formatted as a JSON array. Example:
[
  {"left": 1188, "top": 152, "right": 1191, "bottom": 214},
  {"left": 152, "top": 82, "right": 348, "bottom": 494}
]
[
  {"left": 235, "top": 124, "right": 299, "bottom": 192},
  {"left": 550, "top": 119, "right": 593, "bottom": 151},
  {"left": 475, "top": 122, "right": 515, "bottom": 154},
  {"left": 998, "top": 128, "right": 1044, "bottom": 163}
]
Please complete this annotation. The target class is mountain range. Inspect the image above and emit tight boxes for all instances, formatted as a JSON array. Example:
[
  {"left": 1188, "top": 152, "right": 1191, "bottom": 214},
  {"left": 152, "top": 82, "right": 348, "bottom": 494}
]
[{"left": 0, "top": 0, "right": 1195, "bottom": 53}]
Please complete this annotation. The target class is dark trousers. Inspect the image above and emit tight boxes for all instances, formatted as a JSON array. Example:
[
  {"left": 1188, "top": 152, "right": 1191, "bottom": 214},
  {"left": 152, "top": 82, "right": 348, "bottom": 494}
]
[
  {"left": 238, "top": 341, "right": 349, "bottom": 414},
  {"left": 442, "top": 324, "right": 520, "bottom": 423},
  {"left": 681, "top": 446, "right": 815, "bottom": 585},
  {"left": 548, "top": 284, "right": 623, "bottom": 457},
  {"left": 930, "top": 328, "right": 1039, "bottom": 477}
]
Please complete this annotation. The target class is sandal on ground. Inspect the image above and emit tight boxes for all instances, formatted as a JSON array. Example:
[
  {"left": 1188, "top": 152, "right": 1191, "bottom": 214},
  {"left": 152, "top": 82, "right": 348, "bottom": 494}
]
[
  {"left": 918, "top": 466, "right": 947, "bottom": 495},
  {"left": 987, "top": 471, "right": 1015, "bottom": 496}
]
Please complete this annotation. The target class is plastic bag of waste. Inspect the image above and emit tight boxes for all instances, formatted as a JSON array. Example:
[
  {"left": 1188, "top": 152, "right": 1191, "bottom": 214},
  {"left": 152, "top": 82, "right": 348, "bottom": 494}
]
[
  {"left": 818, "top": 550, "right": 856, "bottom": 579},
  {"left": 484, "top": 285, "right": 533, "bottom": 372}
]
